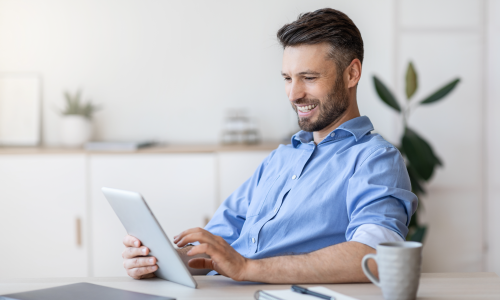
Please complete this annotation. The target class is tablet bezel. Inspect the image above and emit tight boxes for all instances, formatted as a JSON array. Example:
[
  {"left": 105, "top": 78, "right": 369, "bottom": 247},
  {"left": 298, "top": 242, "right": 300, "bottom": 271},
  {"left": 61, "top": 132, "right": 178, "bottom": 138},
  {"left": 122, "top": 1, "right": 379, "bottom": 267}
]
[{"left": 102, "top": 187, "right": 198, "bottom": 288}]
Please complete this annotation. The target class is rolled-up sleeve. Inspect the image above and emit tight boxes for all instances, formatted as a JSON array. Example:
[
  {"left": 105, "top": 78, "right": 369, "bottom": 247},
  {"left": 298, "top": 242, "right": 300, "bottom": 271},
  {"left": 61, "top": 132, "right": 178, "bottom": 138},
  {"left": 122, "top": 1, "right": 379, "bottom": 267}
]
[
  {"left": 204, "top": 150, "right": 276, "bottom": 245},
  {"left": 345, "top": 146, "right": 418, "bottom": 241}
]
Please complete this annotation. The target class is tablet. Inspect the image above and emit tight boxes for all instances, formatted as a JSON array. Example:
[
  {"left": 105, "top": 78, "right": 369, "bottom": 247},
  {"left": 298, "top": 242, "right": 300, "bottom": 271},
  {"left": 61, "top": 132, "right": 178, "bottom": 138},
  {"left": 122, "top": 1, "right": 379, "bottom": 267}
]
[{"left": 102, "top": 187, "right": 197, "bottom": 288}]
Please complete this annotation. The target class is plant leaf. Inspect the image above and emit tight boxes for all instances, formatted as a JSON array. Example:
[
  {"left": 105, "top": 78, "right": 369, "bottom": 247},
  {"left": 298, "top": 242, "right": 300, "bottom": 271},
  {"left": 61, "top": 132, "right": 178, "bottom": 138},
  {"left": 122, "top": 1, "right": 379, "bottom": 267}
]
[
  {"left": 373, "top": 76, "right": 401, "bottom": 112},
  {"left": 405, "top": 62, "right": 418, "bottom": 100},
  {"left": 60, "top": 90, "right": 100, "bottom": 118},
  {"left": 407, "top": 164, "right": 425, "bottom": 195},
  {"left": 408, "top": 225, "right": 427, "bottom": 243},
  {"left": 64, "top": 91, "right": 71, "bottom": 102},
  {"left": 408, "top": 209, "right": 418, "bottom": 230},
  {"left": 420, "top": 78, "right": 460, "bottom": 105},
  {"left": 402, "top": 127, "right": 442, "bottom": 180}
]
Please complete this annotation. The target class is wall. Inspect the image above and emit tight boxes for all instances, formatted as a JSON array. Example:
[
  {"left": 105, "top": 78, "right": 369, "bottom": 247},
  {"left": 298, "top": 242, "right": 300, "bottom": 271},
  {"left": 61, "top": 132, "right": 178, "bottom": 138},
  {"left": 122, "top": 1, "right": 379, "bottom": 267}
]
[
  {"left": 487, "top": 0, "right": 500, "bottom": 275},
  {"left": 0, "top": 0, "right": 396, "bottom": 145},
  {"left": 0, "top": 0, "right": 498, "bottom": 274},
  {"left": 397, "top": 0, "right": 485, "bottom": 272}
]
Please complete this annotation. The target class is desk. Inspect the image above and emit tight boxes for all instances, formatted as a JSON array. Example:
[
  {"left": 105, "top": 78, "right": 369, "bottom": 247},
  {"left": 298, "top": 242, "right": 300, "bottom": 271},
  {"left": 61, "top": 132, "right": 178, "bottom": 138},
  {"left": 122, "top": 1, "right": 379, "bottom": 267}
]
[{"left": 1, "top": 273, "right": 499, "bottom": 300}]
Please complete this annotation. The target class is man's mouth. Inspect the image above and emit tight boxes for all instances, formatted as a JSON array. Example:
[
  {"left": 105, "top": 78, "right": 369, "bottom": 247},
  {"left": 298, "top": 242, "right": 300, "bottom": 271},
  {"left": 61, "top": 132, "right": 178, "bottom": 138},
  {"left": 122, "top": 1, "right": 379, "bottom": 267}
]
[{"left": 296, "top": 104, "right": 318, "bottom": 113}]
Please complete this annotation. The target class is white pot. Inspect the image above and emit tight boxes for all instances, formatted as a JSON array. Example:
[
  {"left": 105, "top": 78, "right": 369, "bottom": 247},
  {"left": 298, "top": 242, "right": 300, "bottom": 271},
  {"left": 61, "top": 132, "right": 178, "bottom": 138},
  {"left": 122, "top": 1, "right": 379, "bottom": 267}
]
[{"left": 60, "top": 115, "right": 92, "bottom": 148}]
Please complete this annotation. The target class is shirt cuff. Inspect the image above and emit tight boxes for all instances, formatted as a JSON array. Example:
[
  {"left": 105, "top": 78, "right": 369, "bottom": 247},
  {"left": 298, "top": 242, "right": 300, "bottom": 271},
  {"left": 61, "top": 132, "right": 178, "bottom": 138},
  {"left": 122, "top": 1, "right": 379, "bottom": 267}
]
[
  {"left": 206, "top": 270, "right": 219, "bottom": 276},
  {"left": 350, "top": 224, "right": 404, "bottom": 249}
]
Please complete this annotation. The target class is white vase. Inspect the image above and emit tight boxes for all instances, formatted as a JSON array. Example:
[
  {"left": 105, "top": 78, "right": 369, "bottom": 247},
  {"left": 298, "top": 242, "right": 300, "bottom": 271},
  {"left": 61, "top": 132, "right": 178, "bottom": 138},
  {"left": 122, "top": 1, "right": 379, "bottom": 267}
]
[{"left": 60, "top": 115, "right": 92, "bottom": 148}]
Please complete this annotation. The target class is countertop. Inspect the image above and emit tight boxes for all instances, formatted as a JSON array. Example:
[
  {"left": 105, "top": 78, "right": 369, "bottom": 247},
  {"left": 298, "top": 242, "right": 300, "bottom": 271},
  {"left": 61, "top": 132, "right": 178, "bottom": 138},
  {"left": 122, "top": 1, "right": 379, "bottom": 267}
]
[
  {"left": 1, "top": 273, "right": 499, "bottom": 300},
  {"left": 0, "top": 142, "right": 282, "bottom": 155}
]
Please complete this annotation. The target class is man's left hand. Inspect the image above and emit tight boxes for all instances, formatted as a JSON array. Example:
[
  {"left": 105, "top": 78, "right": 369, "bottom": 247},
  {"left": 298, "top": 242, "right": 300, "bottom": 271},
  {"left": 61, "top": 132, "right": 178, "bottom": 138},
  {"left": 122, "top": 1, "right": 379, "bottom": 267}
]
[{"left": 174, "top": 228, "right": 249, "bottom": 281}]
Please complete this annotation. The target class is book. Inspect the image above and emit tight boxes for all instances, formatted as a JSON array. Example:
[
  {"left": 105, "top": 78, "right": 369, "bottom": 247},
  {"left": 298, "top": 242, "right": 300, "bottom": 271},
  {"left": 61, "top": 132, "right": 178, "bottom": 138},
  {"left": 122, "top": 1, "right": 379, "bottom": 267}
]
[
  {"left": 84, "top": 141, "right": 156, "bottom": 151},
  {"left": 254, "top": 286, "right": 359, "bottom": 300},
  {"left": 0, "top": 282, "right": 174, "bottom": 300}
]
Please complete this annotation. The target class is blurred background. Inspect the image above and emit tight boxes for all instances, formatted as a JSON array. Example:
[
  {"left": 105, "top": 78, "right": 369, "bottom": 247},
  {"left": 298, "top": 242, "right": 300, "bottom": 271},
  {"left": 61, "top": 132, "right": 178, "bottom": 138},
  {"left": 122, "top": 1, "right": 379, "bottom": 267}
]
[{"left": 0, "top": 0, "right": 499, "bottom": 279}]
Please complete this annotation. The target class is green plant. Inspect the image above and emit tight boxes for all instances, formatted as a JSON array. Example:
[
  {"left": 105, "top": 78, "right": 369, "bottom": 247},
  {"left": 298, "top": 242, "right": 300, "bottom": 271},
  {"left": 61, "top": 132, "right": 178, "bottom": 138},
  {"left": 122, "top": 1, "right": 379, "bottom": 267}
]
[
  {"left": 373, "top": 62, "right": 460, "bottom": 243},
  {"left": 61, "top": 90, "right": 100, "bottom": 120}
]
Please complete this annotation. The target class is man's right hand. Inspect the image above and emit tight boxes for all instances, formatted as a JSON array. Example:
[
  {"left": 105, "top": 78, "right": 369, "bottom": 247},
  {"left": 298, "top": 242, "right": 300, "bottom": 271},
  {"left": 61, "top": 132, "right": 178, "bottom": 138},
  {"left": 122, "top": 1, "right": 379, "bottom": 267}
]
[{"left": 122, "top": 235, "right": 158, "bottom": 279}]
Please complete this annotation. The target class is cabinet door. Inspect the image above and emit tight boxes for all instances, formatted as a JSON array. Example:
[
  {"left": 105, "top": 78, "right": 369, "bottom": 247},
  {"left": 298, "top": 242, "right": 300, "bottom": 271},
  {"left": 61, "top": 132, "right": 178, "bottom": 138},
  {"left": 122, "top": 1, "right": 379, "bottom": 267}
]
[
  {"left": 217, "top": 151, "right": 272, "bottom": 205},
  {"left": 90, "top": 154, "right": 216, "bottom": 277},
  {"left": 0, "top": 155, "right": 88, "bottom": 279}
]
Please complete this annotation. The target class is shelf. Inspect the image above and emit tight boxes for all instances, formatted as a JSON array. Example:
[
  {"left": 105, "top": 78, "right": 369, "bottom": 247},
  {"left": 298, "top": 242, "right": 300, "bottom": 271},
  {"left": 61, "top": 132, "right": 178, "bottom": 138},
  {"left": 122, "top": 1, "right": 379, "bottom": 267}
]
[{"left": 0, "top": 142, "right": 282, "bottom": 155}]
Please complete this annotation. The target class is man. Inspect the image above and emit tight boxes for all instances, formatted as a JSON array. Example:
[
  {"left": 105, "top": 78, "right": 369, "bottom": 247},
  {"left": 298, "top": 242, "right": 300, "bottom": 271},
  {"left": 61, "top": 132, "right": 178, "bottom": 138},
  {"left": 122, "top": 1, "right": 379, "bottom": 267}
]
[{"left": 122, "top": 8, "right": 417, "bottom": 283}]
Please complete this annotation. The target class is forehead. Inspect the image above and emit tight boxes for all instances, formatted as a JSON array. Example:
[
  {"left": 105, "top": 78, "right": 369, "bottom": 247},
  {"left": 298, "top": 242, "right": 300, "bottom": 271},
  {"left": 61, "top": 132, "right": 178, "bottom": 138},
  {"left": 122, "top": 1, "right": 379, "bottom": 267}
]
[{"left": 282, "top": 43, "right": 336, "bottom": 74}]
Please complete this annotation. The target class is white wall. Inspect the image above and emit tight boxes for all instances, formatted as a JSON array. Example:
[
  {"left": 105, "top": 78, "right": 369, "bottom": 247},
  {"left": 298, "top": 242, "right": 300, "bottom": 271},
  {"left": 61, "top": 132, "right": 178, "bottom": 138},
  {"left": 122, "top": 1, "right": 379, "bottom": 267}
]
[
  {"left": 1, "top": 0, "right": 499, "bottom": 274},
  {"left": 486, "top": 0, "right": 500, "bottom": 274},
  {"left": 397, "top": 0, "right": 485, "bottom": 272},
  {"left": 0, "top": 0, "right": 396, "bottom": 145}
]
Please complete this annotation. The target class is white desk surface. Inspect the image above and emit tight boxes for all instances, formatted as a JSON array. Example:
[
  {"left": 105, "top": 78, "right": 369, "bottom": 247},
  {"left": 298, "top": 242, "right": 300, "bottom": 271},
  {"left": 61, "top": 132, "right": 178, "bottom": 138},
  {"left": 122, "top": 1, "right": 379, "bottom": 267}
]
[{"left": 1, "top": 273, "right": 499, "bottom": 300}]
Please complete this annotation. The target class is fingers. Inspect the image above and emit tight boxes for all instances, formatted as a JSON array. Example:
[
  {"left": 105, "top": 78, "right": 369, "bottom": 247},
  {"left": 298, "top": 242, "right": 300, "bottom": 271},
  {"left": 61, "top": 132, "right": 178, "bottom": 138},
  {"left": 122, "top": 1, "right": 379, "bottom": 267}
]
[
  {"left": 122, "top": 246, "right": 150, "bottom": 259},
  {"left": 175, "top": 228, "right": 219, "bottom": 248},
  {"left": 123, "top": 256, "right": 157, "bottom": 269},
  {"left": 187, "top": 243, "right": 216, "bottom": 257},
  {"left": 127, "top": 265, "right": 158, "bottom": 280},
  {"left": 176, "top": 232, "right": 206, "bottom": 247},
  {"left": 139, "top": 273, "right": 156, "bottom": 279},
  {"left": 174, "top": 227, "right": 204, "bottom": 243},
  {"left": 123, "top": 235, "right": 141, "bottom": 247},
  {"left": 122, "top": 235, "right": 156, "bottom": 280},
  {"left": 188, "top": 257, "right": 214, "bottom": 270}
]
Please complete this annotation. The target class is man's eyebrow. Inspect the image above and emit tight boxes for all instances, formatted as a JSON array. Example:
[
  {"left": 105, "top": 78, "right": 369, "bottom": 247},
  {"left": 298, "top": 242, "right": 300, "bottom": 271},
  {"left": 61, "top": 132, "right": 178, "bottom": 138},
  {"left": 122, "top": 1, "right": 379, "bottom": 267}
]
[
  {"left": 298, "top": 70, "right": 320, "bottom": 75},
  {"left": 281, "top": 70, "right": 321, "bottom": 76}
]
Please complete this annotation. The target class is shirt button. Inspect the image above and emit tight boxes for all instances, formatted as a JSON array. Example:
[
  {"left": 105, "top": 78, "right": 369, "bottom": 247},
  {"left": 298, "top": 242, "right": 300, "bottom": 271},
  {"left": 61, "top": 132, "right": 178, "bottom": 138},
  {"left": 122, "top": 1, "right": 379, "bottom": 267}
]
[
  {"left": 331, "top": 132, "right": 336, "bottom": 137},
  {"left": 252, "top": 238, "right": 256, "bottom": 243},
  {"left": 292, "top": 175, "right": 297, "bottom": 180}
]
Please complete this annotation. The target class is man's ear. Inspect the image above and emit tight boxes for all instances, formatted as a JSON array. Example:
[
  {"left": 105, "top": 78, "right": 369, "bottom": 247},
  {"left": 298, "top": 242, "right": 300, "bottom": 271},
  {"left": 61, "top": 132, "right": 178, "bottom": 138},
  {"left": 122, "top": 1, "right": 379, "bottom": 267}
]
[{"left": 346, "top": 59, "right": 362, "bottom": 88}]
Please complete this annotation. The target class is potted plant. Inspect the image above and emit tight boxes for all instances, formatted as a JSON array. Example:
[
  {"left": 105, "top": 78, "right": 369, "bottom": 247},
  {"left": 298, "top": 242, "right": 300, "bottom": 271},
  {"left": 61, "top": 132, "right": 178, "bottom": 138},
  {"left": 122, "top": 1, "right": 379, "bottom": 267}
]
[
  {"left": 373, "top": 62, "right": 460, "bottom": 242},
  {"left": 59, "top": 90, "right": 100, "bottom": 148}
]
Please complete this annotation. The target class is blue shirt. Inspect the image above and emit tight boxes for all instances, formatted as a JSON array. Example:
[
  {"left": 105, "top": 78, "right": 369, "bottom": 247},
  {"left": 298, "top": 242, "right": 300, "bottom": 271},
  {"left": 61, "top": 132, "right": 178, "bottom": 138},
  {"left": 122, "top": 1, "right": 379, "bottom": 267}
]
[{"left": 205, "top": 116, "right": 417, "bottom": 260}]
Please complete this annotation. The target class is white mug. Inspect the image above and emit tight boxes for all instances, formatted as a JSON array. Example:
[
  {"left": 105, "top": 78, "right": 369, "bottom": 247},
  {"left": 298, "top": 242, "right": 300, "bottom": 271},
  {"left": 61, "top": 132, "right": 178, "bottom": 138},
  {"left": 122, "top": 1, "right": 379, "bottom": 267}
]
[{"left": 362, "top": 241, "right": 422, "bottom": 300}]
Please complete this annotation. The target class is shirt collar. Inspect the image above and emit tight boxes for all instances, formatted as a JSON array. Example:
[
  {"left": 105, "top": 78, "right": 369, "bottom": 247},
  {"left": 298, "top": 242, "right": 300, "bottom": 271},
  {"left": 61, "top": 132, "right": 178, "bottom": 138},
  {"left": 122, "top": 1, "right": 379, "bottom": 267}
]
[{"left": 291, "top": 116, "right": 374, "bottom": 148}]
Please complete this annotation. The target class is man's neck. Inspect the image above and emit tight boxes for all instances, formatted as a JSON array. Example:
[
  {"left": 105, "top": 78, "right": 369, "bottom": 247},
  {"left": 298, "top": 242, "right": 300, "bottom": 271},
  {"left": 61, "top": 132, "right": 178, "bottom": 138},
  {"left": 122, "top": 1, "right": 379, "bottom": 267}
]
[{"left": 312, "top": 107, "right": 360, "bottom": 144}]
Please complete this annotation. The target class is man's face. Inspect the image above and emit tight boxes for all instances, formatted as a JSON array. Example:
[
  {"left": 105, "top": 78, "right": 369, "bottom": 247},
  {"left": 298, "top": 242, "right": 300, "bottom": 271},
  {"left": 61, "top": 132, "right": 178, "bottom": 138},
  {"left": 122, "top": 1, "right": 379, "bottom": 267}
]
[{"left": 281, "top": 43, "right": 349, "bottom": 132}]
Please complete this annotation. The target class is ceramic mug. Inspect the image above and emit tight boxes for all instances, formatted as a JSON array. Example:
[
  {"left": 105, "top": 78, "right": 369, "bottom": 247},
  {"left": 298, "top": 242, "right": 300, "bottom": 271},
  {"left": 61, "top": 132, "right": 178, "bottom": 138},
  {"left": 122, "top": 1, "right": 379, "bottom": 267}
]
[{"left": 362, "top": 241, "right": 422, "bottom": 300}]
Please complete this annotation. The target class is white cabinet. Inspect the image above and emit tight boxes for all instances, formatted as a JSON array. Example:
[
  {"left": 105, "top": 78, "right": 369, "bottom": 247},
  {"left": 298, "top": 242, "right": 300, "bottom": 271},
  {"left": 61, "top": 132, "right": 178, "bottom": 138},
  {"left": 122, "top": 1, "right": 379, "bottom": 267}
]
[
  {"left": 89, "top": 154, "right": 216, "bottom": 277},
  {"left": 0, "top": 149, "right": 272, "bottom": 279},
  {"left": 0, "top": 155, "right": 88, "bottom": 279},
  {"left": 217, "top": 151, "right": 272, "bottom": 205}
]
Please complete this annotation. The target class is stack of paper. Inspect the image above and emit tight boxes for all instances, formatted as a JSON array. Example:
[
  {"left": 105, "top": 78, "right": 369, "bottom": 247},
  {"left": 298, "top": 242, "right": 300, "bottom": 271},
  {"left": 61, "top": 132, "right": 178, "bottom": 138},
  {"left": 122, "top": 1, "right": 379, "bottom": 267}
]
[
  {"left": 85, "top": 141, "right": 156, "bottom": 151},
  {"left": 255, "top": 286, "right": 359, "bottom": 300}
]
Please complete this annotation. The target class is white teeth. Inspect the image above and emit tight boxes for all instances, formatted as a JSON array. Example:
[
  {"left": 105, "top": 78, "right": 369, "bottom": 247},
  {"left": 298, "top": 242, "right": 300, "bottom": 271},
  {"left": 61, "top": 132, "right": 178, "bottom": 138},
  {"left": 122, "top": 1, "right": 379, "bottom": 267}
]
[{"left": 297, "top": 104, "right": 316, "bottom": 112}]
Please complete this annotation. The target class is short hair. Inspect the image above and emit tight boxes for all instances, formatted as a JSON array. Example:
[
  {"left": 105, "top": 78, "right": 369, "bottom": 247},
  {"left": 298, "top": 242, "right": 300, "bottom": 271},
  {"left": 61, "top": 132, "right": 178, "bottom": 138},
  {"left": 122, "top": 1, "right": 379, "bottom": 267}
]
[{"left": 277, "top": 8, "right": 364, "bottom": 75}]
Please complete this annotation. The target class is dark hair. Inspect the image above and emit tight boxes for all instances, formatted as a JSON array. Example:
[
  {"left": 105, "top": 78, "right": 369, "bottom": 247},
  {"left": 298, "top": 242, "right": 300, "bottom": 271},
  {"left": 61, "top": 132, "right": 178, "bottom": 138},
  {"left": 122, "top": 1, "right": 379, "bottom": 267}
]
[{"left": 277, "top": 8, "right": 364, "bottom": 75}]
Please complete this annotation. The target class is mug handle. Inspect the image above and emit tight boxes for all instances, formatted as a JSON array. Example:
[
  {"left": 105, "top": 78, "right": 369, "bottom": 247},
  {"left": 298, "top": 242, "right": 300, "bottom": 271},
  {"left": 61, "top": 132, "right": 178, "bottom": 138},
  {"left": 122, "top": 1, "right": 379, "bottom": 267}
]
[{"left": 362, "top": 253, "right": 381, "bottom": 287}]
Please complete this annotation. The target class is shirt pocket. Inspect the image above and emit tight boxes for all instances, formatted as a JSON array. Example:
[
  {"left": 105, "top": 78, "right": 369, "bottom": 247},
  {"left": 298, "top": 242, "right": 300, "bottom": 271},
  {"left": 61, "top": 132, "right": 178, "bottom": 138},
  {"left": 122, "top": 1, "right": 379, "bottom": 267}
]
[{"left": 246, "top": 174, "right": 281, "bottom": 217}]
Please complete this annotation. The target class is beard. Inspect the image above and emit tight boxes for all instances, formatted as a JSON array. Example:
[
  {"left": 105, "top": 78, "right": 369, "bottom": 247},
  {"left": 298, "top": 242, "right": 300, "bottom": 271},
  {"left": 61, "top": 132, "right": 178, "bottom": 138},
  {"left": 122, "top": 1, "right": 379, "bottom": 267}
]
[{"left": 291, "top": 77, "right": 350, "bottom": 132}]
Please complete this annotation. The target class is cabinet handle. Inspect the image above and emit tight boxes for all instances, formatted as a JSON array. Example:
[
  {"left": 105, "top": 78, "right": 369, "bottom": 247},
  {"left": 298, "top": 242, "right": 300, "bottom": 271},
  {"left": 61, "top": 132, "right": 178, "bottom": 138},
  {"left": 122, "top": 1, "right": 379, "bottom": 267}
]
[{"left": 76, "top": 217, "right": 82, "bottom": 247}]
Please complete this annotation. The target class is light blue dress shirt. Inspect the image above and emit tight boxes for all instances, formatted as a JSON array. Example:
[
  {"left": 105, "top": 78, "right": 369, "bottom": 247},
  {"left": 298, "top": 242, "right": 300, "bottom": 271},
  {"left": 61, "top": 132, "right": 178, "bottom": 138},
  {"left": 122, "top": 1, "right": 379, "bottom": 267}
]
[{"left": 205, "top": 116, "right": 417, "bottom": 261}]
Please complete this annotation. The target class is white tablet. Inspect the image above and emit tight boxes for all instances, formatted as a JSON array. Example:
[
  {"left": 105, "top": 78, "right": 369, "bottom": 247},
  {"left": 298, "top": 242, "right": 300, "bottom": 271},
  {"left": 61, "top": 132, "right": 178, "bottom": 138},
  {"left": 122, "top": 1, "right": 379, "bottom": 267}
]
[{"left": 102, "top": 187, "right": 197, "bottom": 288}]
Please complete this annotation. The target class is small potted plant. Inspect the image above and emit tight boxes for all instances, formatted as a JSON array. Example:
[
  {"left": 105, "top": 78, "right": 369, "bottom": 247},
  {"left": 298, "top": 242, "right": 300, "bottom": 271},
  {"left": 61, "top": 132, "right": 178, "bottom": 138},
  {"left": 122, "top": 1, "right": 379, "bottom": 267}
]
[{"left": 59, "top": 90, "right": 100, "bottom": 148}]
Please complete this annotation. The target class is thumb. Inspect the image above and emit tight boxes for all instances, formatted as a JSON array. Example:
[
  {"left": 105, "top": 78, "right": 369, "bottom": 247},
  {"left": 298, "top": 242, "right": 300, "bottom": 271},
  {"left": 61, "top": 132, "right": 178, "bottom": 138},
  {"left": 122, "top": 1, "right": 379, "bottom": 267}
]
[{"left": 188, "top": 258, "right": 215, "bottom": 270}]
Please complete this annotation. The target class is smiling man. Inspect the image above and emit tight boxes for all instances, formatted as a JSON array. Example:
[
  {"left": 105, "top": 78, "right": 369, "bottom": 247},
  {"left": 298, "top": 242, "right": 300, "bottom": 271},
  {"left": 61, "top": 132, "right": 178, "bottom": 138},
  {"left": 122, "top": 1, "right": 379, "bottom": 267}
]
[{"left": 121, "top": 8, "right": 417, "bottom": 283}]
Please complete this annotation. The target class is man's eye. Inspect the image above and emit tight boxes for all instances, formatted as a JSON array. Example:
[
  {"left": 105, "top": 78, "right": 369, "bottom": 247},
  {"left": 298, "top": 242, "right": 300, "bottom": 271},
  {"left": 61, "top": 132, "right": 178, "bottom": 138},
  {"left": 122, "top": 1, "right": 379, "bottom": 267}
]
[
  {"left": 283, "top": 77, "right": 291, "bottom": 82},
  {"left": 305, "top": 77, "right": 316, "bottom": 81}
]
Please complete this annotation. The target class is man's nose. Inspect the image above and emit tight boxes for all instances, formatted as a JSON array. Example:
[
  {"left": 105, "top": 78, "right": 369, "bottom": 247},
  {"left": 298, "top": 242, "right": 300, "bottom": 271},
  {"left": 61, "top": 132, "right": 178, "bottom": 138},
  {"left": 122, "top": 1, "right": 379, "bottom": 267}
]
[{"left": 288, "top": 81, "right": 306, "bottom": 102}]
